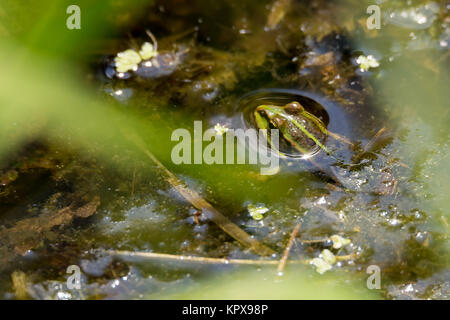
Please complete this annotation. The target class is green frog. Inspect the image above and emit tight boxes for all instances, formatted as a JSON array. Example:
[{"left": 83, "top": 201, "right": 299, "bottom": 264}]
[
  {"left": 254, "top": 101, "right": 398, "bottom": 195},
  {"left": 254, "top": 101, "right": 332, "bottom": 157}
]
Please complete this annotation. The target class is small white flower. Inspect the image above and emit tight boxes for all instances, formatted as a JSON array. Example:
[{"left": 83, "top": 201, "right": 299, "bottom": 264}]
[
  {"left": 330, "top": 235, "right": 351, "bottom": 249},
  {"left": 115, "top": 49, "right": 142, "bottom": 73},
  {"left": 356, "top": 55, "right": 380, "bottom": 72},
  {"left": 310, "top": 249, "right": 338, "bottom": 274},
  {"left": 247, "top": 204, "right": 269, "bottom": 221},
  {"left": 139, "top": 42, "right": 158, "bottom": 60}
]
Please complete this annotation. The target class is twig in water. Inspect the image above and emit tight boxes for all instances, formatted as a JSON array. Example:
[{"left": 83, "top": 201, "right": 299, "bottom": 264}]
[
  {"left": 145, "top": 29, "right": 158, "bottom": 52},
  {"left": 299, "top": 238, "right": 329, "bottom": 244},
  {"left": 277, "top": 222, "right": 302, "bottom": 275},
  {"left": 108, "top": 250, "right": 301, "bottom": 266},
  {"left": 363, "top": 127, "right": 388, "bottom": 154},
  {"left": 108, "top": 250, "right": 356, "bottom": 268}
]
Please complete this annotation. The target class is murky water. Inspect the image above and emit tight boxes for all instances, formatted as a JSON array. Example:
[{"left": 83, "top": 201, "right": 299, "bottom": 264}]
[{"left": 0, "top": 0, "right": 449, "bottom": 299}]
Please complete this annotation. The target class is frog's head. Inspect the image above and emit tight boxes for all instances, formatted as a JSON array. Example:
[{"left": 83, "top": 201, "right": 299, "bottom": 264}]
[{"left": 254, "top": 101, "right": 330, "bottom": 156}]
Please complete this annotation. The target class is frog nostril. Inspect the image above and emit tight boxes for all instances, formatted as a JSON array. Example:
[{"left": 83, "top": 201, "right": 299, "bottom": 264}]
[{"left": 273, "top": 117, "right": 286, "bottom": 127}]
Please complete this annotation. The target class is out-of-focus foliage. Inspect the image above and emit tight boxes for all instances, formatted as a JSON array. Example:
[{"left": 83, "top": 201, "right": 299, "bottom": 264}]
[
  {"left": 0, "top": 0, "right": 170, "bottom": 167},
  {"left": 0, "top": 0, "right": 153, "bottom": 57}
]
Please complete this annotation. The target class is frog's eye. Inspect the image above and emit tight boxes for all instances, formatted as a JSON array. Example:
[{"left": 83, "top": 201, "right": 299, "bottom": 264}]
[{"left": 285, "top": 101, "right": 304, "bottom": 114}]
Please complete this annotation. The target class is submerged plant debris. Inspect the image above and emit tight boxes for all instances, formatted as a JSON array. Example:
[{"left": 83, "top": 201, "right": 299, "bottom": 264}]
[{"left": 0, "top": 0, "right": 449, "bottom": 300}]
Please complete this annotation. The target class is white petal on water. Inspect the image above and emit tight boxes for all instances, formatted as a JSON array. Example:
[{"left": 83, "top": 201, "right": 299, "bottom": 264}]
[
  {"left": 311, "top": 258, "right": 333, "bottom": 274},
  {"left": 330, "top": 235, "right": 351, "bottom": 249},
  {"left": 213, "top": 123, "right": 229, "bottom": 136},
  {"left": 356, "top": 55, "right": 380, "bottom": 72},
  {"left": 321, "top": 249, "right": 337, "bottom": 265},
  {"left": 247, "top": 204, "right": 269, "bottom": 220},
  {"left": 114, "top": 49, "right": 142, "bottom": 73},
  {"left": 139, "top": 42, "right": 158, "bottom": 60}
]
